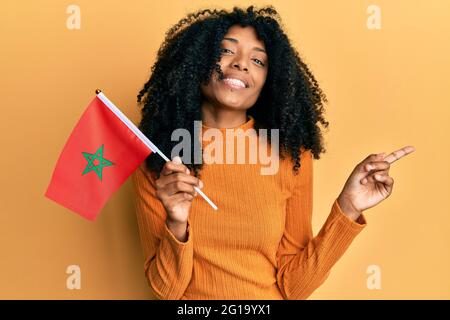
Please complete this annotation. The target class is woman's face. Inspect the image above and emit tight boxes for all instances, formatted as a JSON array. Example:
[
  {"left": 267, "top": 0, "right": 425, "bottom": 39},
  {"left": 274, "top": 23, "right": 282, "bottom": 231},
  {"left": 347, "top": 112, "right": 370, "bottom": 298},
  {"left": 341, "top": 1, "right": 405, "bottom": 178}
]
[{"left": 201, "top": 25, "right": 268, "bottom": 110}]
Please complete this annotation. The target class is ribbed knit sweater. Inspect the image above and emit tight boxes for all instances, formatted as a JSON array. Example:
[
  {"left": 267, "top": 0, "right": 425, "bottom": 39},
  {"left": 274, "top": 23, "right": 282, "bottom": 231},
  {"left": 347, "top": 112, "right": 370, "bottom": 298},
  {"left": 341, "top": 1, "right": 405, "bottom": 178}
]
[{"left": 132, "top": 115, "right": 367, "bottom": 300}]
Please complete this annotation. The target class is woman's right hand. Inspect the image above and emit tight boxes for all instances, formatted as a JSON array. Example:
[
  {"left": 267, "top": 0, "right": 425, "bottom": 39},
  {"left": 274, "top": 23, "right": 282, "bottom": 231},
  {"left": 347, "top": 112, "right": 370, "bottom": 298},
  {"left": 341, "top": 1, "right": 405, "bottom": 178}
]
[{"left": 155, "top": 156, "right": 203, "bottom": 225}]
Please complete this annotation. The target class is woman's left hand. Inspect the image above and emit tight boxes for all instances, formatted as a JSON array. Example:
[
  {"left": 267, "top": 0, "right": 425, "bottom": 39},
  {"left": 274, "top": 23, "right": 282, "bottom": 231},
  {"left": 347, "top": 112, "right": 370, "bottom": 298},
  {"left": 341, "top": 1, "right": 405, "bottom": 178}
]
[{"left": 337, "top": 146, "right": 416, "bottom": 220}]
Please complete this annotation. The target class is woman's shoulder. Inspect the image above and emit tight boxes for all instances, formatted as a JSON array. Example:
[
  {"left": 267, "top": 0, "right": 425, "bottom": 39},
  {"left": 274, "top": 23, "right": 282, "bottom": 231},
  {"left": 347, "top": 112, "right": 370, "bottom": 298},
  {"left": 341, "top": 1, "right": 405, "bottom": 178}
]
[
  {"left": 300, "top": 147, "right": 313, "bottom": 161},
  {"left": 275, "top": 146, "right": 313, "bottom": 188}
]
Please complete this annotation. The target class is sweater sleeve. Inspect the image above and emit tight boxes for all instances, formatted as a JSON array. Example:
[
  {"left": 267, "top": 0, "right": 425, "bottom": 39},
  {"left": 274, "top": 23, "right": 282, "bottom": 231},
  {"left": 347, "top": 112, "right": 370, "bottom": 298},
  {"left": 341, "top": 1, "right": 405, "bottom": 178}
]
[
  {"left": 276, "top": 150, "right": 367, "bottom": 300},
  {"left": 131, "top": 163, "right": 194, "bottom": 300}
]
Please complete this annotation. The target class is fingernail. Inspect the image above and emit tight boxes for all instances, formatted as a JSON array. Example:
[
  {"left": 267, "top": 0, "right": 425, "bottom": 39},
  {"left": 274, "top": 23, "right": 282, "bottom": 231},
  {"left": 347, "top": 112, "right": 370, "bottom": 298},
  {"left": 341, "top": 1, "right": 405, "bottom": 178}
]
[
  {"left": 199, "top": 180, "right": 204, "bottom": 188},
  {"left": 172, "top": 156, "right": 182, "bottom": 163},
  {"left": 366, "top": 165, "right": 372, "bottom": 171},
  {"left": 186, "top": 169, "right": 190, "bottom": 174}
]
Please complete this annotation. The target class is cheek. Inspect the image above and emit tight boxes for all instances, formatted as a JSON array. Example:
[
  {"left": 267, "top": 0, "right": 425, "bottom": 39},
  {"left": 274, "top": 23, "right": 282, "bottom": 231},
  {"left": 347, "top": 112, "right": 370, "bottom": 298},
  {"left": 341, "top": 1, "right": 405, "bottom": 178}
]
[
  {"left": 252, "top": 70, "right": 267, "bottom": 93},
  {"left": 200, "top": 77, "right": 217, "bottom": 98}
]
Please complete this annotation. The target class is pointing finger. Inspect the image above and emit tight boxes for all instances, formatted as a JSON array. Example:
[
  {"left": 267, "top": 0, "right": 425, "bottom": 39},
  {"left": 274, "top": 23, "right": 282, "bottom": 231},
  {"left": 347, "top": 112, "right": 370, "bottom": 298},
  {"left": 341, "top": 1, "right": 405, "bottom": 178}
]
[{"left": 383, "top": 146, "right": 416, "bottom": 164}]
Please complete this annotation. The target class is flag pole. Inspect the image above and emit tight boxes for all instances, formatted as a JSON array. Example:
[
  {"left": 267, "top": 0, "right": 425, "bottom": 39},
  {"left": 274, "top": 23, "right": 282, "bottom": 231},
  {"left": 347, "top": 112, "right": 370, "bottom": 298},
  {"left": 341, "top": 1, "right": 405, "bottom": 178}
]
[{"left": 94, "top": 89, "right": 218, "bottom": 211}]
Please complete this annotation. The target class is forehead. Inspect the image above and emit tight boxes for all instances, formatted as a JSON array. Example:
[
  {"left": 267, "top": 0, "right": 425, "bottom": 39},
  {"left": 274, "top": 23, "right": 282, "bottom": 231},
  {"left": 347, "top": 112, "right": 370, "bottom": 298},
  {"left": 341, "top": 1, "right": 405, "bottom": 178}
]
[{"left": 222, "top": 25, "right": 266, "bottom": 49}]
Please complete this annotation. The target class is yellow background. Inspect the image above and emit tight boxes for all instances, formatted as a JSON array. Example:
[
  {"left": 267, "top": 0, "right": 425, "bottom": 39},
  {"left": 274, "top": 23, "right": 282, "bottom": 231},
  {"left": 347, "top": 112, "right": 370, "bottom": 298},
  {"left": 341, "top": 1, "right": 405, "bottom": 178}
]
[{"left": 1, "top": 0, "right": 449, "bottom": 299}]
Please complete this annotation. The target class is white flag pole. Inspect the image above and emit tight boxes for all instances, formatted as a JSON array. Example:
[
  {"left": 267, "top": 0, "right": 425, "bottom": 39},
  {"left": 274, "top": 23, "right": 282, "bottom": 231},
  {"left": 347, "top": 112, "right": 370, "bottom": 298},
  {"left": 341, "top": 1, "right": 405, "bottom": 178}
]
[{"left": 95, "top": 89, "right": 218, "bottom": 211}]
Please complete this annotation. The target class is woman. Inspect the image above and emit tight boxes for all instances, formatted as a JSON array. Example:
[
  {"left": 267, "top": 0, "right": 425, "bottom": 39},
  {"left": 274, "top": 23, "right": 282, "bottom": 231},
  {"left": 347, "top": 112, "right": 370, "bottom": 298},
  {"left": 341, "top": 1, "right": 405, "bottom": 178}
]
[{"left": 132, "top": 5, "right": 415, "bottom": 300}]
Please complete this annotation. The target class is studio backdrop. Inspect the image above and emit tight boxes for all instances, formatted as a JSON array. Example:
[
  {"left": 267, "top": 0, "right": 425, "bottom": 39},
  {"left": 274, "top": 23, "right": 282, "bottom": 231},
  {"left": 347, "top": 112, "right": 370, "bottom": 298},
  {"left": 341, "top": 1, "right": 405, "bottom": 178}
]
[{"left": 1, "top": 0, "right": 449, "bottom": 299}]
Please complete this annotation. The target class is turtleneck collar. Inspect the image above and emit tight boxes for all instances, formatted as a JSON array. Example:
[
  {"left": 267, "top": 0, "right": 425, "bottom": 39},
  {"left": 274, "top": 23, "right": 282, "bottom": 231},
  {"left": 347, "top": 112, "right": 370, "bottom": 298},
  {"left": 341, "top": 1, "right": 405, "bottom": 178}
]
[{"left": 202, "top": 115, "right": 255, "bottom": 133}]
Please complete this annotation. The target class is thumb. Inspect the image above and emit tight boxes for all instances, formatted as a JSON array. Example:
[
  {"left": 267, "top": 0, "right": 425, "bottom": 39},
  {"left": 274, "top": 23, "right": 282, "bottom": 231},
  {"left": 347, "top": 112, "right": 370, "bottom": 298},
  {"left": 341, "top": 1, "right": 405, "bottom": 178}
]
[
  {"left": 172, "top": 156, "right": 182, "bottom": 164},
  {"left": 173, "top": 156, "right": 190, "bottom": 174}
]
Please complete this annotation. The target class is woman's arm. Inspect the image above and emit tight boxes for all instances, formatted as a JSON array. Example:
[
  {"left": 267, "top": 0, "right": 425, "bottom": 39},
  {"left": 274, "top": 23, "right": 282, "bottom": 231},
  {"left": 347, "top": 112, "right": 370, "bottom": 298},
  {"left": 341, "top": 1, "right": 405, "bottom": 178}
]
[
  {"left": 132, "top": 164, "right": 194, "bottom": 300},
  {"left": 276, "top": 150, "right": 366, "bottom": 300}
]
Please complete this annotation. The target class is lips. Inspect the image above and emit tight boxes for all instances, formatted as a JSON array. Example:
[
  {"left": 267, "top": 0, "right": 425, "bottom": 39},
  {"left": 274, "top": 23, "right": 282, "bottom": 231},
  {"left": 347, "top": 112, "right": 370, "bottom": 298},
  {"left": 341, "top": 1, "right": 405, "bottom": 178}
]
[
  {"left": 221, "top": 74, "right": 250, "bottom": 89},
  {"left": 222, "top": 78, "right": 247, "bottom": 90}
]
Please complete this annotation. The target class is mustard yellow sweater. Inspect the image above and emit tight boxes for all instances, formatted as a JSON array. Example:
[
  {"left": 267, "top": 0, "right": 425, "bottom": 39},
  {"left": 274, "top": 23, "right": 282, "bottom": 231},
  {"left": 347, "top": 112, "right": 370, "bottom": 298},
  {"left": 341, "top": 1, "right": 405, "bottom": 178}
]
[{"left": 132, "top": 115, "right": 366, "bottom": 300}]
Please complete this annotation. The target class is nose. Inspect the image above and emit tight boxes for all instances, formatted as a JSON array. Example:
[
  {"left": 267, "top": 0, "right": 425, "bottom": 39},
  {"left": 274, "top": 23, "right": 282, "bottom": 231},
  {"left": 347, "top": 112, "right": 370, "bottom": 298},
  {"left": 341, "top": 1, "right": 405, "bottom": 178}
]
[
  {"left": 233, "top": 63, "right": 248, "bottom": 72},
  {"left": 231, "top": 56, "right": 249, "bottom": 72},
  {"left": 232, "top": 62, "right": 248, "bottom": 72}
]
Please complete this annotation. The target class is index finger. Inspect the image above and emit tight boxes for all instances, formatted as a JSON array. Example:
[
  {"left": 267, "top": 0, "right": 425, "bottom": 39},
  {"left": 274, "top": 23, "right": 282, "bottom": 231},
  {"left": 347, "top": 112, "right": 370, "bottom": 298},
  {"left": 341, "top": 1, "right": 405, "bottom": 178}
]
[{"left": 383, "top": 145, "right": 416, "bottom": 164}]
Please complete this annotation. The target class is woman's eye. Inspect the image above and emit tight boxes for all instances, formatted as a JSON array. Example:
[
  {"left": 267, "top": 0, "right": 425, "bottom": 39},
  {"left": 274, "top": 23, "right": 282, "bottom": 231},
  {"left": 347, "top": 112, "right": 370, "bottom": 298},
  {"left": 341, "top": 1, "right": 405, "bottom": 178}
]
[
  {"left": 253, "top": 58, "right": 265, "bottom": 66},
  {"left": 220, "top": 48, "right": 233, "bottom": 54}
]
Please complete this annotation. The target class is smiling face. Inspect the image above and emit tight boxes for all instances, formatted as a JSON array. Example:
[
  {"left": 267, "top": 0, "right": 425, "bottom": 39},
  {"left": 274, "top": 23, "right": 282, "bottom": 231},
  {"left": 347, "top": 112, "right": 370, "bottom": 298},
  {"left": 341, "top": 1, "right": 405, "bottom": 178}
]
[{"left": 200, "top": 25, "right": 269, "bottom": 111}]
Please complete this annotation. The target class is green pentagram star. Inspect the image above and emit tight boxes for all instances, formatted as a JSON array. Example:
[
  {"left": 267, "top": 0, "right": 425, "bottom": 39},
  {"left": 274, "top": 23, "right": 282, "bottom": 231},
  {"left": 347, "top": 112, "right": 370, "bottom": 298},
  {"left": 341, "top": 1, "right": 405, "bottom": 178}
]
[{"left": 81, "top": 144, "right": 114, "bottom": 181}]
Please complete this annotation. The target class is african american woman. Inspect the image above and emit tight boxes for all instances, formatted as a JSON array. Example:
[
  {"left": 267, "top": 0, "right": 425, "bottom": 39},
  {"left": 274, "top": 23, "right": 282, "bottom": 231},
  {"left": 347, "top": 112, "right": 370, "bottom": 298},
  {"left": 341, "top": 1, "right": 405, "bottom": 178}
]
[{"left": 132, "top": 6, "right": 415, "bottom": 300}]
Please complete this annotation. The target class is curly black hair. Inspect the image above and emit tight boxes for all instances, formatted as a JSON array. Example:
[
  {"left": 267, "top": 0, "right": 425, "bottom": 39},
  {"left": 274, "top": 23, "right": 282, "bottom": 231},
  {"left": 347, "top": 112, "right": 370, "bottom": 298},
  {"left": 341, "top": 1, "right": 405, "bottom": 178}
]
[{"left": 137, "top": 5, "right": 329, "bottom": 179}]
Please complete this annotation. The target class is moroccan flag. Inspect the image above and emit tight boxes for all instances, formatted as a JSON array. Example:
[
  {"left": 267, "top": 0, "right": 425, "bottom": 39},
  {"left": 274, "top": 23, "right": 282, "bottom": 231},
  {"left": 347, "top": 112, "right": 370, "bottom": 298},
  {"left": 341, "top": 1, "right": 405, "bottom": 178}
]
[{"left": 45, "top": 91, "right": 153, "bottom": 220}]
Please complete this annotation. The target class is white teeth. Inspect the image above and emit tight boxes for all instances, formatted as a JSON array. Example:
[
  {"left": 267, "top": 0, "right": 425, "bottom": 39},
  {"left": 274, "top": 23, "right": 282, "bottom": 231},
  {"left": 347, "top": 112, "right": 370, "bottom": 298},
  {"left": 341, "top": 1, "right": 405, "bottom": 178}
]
[{"left": 223, "top": 78, "right": 246, "bottom": 88}]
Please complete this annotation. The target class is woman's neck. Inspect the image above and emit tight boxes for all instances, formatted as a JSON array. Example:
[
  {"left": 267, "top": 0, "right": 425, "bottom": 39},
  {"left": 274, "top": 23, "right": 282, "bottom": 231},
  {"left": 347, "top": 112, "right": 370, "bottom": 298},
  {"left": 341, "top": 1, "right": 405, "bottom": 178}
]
[{"left": 201, "top": 101, "right": 248, "bottom": 129}]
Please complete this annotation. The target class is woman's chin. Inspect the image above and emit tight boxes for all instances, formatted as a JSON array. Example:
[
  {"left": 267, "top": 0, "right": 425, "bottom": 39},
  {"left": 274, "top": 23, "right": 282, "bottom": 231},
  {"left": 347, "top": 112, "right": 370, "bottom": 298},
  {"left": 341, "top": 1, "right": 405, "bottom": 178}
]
[
  {"left": 216, "top": 94, "right": 245, "bottom": 109},
  {"left": 220, "top": 100, "right": 244, "bottom": 109}
]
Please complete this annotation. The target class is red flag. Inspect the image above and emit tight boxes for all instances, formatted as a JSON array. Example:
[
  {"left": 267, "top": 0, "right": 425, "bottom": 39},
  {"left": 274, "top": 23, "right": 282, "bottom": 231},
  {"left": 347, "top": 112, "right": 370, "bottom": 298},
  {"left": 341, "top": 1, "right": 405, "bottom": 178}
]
[{"left": 45, "top": 93, "right": 152, "bottom": 220}]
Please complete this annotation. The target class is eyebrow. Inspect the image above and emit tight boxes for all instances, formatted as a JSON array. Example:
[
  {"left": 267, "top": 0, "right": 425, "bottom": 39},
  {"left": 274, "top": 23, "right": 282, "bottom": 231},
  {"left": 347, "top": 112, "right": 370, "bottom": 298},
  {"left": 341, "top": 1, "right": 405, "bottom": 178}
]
[{"left": 222, "top": 37, "right": 267, "bottom": 54}]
